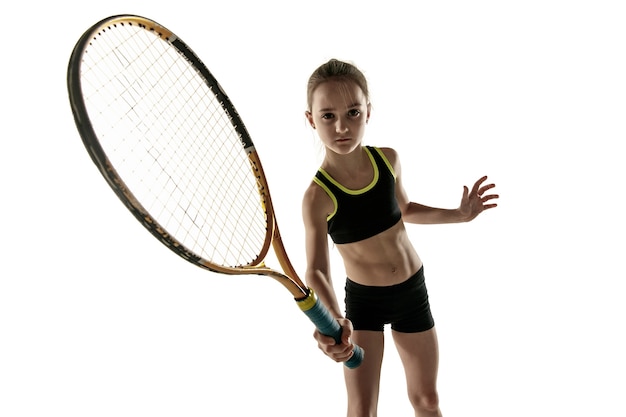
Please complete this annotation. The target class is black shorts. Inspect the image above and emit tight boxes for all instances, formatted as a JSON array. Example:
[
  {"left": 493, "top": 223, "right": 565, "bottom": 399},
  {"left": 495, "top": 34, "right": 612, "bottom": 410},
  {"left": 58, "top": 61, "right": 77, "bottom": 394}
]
[{"left": 344, "top": 266, "right": 435, "bottom": 333}]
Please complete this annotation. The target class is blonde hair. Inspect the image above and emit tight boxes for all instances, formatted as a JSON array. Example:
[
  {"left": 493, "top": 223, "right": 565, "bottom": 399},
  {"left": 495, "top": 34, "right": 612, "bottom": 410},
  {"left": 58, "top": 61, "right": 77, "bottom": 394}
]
[{"left": 306, "top": 59, "right": 370, "bottom": 111}]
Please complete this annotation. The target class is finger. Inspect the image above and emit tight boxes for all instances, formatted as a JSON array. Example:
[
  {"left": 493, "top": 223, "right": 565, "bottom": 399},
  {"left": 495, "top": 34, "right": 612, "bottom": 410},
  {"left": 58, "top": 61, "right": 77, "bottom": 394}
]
[
  {"left": 341, "top": 329, "right": 352, "bottom": 345},
  {"left": 336, "top": 318, "right": 354, "bottom": 345},
  {"left": 313, "top": 330, "right": 338, "bottom": 346},
  {"left": 330, "top": 341, "right": 355, "bottom": 357},
  {"left": 481, "top": 194, "right": 499, "bottom": 203},
  {"left": 335, "top": 349, "right": 355, "bottom": 363},
  {"left": 470, "top": 177, "right": 487, "bottom": 195},
  {"left": 478, "top": 183, "right": 496, "bottom": 195},
  {"left": 323, "top": 334, "right": 340, "bottom": 345},
  {"left": 319, "top": 339, "right": 354, "bottom": 362}
]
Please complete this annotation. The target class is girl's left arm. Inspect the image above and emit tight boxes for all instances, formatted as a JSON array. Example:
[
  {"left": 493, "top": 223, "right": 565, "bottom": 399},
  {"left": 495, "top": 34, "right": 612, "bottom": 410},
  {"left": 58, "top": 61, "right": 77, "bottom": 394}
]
[{"left": 382, "top": 147, "right": 499, "bottom": 225}]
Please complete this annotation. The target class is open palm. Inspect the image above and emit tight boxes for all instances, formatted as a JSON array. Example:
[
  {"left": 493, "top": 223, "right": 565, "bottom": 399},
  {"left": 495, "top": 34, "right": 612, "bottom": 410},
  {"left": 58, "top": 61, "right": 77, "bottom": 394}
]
[{"left": 459, "top": 176, "right": 499, "bottom": 221}]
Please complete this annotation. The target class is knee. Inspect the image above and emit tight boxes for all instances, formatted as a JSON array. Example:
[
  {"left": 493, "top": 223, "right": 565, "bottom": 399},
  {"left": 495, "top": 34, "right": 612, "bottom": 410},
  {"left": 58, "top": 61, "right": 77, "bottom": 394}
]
[{"left": 409, "top": 390, "right": 440, "bottom": 412}]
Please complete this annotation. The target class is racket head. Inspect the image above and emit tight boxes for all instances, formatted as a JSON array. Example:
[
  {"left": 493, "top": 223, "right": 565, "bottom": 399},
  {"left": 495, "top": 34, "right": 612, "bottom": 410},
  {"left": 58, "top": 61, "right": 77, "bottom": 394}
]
[
  {"left": 68, "top": 15, "right": 362, "bottom": 367},
  {"left": 67, "top": 15, "right": 275, "bottom": 276}
]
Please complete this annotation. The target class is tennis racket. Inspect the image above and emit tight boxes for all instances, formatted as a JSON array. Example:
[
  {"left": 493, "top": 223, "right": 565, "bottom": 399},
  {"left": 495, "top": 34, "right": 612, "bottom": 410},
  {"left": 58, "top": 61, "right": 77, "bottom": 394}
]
[{"left": 67, "top": 14, "right": 363, "bottom": 368}]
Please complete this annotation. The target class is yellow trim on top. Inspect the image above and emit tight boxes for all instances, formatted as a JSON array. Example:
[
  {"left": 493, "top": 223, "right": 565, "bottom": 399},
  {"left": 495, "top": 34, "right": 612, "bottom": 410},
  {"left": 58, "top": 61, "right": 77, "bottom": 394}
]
[
  {"left": 317, "top": 147, "right": 379, "bottom": 195},
  {"left": 373, "top": 147, "right": 397, "bottom": 179},
  {"left": 313, "top": 177, "right": 338, "bottom": 221}
]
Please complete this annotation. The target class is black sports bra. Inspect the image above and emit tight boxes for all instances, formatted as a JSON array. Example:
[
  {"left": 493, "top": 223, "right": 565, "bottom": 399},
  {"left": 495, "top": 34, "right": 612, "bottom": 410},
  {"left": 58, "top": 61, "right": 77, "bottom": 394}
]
[{"left": 313, "top": 146, "right": 402, "bottom": 244}]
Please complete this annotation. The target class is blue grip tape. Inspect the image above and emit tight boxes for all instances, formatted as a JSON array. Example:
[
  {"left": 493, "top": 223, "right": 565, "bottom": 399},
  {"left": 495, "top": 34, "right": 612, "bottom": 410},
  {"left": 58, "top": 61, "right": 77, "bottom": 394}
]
[{"left": 298, "top": 294, "right": 363, "bottom": 369}]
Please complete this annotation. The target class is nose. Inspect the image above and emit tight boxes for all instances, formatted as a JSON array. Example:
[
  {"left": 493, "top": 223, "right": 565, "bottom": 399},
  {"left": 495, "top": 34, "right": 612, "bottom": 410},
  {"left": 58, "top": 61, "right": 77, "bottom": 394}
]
[{"left": 335, "top": 116, "right": 348, "bottom": 134}]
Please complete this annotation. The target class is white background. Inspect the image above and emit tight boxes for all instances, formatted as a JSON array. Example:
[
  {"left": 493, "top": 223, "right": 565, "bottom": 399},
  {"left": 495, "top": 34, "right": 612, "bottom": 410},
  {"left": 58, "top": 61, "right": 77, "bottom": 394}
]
[{"left": 2, "top": 1, "right": 625, "bottom": 416}]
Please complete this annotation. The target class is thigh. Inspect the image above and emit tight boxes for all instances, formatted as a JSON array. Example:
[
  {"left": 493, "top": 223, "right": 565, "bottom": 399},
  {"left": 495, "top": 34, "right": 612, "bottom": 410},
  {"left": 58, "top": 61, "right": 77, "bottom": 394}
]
[
  {"left": 391, "top": 327, "right": 440, "bottom": 393},
  {"left": 390, "top": 267, "right": 434, "bottom": 333},
  {"left": 343, "top": 330, "right": 385, "bottom": 413}
]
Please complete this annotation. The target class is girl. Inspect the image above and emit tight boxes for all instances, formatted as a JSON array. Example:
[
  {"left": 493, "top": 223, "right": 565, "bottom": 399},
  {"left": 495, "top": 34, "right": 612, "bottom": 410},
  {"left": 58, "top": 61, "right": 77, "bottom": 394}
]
[{"left": 302, "top": 59, "right": 498, "bottom": 417}]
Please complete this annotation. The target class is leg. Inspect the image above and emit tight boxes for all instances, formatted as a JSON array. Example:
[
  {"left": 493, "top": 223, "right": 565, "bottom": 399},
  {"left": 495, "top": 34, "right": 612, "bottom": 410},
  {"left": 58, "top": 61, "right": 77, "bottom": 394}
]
[
  {"left": 392, "top": 327, "right": 442, "bottom": 417},
  {"left": 343, "top": 330, "right": 385, "bottom": 417}
]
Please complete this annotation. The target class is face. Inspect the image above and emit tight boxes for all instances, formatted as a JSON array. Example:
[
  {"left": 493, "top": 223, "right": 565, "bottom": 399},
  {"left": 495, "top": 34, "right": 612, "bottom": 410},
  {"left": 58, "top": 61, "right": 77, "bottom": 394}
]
[{"left": 306, "top": 80, "right": 370, "bottom": 155}]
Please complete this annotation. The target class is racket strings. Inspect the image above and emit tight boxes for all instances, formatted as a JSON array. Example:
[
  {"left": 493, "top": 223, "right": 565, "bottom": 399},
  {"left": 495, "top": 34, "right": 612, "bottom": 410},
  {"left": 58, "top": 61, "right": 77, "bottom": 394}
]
[{"left": 80, "top": 22, "right": 269, "bottom": 267}]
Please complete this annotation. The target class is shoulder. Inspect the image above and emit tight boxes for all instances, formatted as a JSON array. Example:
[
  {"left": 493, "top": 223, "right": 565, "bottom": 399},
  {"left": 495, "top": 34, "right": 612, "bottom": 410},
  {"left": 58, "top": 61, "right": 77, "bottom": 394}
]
[
  {"left": 375, "top": 146, "right": 399, "bottom": 162},
  {"left": 302, "top": 180, "right": 324, "bottom": 206},
  {"left": 302, "top": 180, "right": 334, "bottom": 221},
  {"left": 373, "top": 146, "right": 402, "bottom": 174}
]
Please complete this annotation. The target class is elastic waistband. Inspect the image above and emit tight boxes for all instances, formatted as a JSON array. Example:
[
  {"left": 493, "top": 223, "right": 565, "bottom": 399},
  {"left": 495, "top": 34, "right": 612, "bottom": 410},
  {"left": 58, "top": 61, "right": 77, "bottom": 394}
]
[{"left": 345, "top": 265, "right": 424, "bottom": 296}]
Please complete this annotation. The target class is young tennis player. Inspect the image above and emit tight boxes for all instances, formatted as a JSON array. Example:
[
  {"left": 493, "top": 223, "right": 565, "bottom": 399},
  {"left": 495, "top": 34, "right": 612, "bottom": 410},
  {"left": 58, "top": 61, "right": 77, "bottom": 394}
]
[{"left": 302, "top": 59, "right": 498, "bottom": 416}]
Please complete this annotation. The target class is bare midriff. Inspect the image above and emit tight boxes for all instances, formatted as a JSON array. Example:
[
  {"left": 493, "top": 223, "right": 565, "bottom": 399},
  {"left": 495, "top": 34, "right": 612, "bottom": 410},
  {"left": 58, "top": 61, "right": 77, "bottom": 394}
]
[{"left": 336, "top": 220, "right": 422, "bottom": 286}]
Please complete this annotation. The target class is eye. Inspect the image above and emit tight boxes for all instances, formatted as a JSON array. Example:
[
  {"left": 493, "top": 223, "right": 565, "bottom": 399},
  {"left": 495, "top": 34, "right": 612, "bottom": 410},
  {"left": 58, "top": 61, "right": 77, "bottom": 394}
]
[
  {"left": 321, "top": 113, "right": 335, "bottom": 120},
  {"left": 348, "top": 109, "right": 362, "bottom": 118}
]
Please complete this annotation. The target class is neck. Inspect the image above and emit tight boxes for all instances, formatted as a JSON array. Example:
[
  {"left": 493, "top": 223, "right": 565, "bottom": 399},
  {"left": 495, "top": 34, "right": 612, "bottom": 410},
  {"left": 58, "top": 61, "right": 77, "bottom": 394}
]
[
  {"left": 322, "top": 146, "right": 371, "bottom": 179},
  {"left": 325, "top": 143, "right": 363, "bottom": 162}
]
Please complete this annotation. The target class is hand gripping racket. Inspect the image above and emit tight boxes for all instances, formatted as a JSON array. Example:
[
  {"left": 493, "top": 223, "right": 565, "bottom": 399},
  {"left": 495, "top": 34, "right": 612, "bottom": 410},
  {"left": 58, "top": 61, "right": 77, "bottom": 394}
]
[{"left": 67, "top": 14, "right": 363, "bottom": 368}]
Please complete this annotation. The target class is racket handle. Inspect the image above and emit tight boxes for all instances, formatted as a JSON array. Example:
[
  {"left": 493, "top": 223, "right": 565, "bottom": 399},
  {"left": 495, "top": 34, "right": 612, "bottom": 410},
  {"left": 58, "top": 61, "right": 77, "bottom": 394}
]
[{"left": 296, "top": 290, "right": 363, "bottom": 369}]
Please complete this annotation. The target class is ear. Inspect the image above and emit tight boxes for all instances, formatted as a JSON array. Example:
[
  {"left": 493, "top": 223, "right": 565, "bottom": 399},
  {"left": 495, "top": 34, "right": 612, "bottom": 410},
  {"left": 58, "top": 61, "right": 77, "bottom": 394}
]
[
  {"left": 305, "top": 111, "right": 316, "bottom": 129},
  {"left": 366, "top": 103, "right": 372, "bottom": 124}
]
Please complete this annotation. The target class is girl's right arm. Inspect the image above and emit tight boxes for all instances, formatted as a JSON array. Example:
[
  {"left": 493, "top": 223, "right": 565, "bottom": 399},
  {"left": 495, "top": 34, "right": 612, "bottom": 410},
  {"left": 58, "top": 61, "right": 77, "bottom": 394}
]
[{"left": 302, "top": 183, "right": 355, "bottom": 363}]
